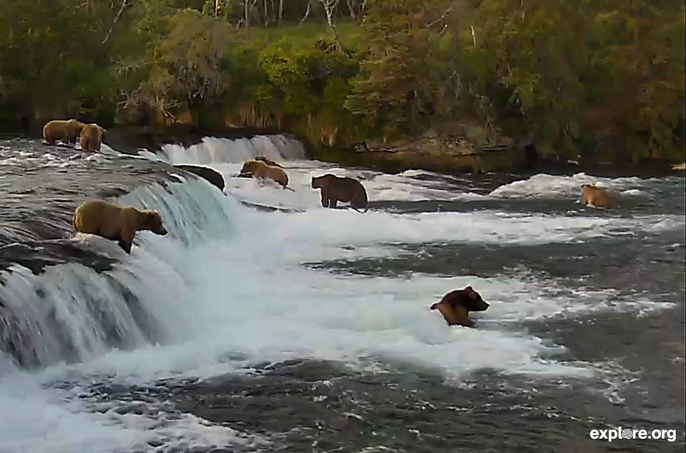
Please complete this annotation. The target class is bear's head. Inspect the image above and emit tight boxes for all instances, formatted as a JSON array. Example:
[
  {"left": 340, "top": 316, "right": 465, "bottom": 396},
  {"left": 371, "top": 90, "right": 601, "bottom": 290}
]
[
  {"left": 311, "top": 174, "right": 334, "bottom": 189},
  {"left": 431, "top": 286, "right": 489, "bottom": 313},
  {"left": 240, "top": 160, "right": 260, "bottom": 176},
  {"left": 141, "top": 210, "right": 168, "bottom": 236},
  {"left": 461, "top": 286, "right": 489, "bottom": 312},
  {"left": 68, "top": 119, "right": 86, "bottom": 133},
  {"left": 255, "top": 156, "right": 280, "bottom": 167}
]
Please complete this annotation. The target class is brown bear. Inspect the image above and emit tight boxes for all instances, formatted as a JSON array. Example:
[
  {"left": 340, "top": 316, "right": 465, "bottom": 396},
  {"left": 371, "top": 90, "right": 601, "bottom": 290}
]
[
  {"left": 43, "top": 119, "right": 86, "bottom": 145},
  {"left": 73, "top": 199, "right": 168, "bottom": 254},
  {"left": 581, "top": 184, "right": 614, "bottom": 208},
  {"left": 79, "top": 123, "right": 106, "bottom": 152},
  {"left": 239, "top": 159, "right": 289, "bottom": 188},
  {"left": 255, "top": 156, "right": 283, "bottom": 168},
  {"left": 430, "top": 286, "right": 490, "bottom": 328},
  {"left": 311, "top": 174, "right": 368, "bottom": 212}
]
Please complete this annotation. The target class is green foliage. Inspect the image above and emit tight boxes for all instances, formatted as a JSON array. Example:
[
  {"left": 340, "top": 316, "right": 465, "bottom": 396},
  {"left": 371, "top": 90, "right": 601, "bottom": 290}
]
[
  {"left": 0, "top": 0, "right": 682, "bottom": 162},
  {"left": 0, "top": 0, "right": 114, "bottom": 119},
  {"left": 344, "top": 0, "right": 452, "bottom": 140},
  {"left": 585, "top": 0, "right": 685, "bottom": 160},
  {"left": 473, "top": 0, "right": 589, "bottom": 155}
]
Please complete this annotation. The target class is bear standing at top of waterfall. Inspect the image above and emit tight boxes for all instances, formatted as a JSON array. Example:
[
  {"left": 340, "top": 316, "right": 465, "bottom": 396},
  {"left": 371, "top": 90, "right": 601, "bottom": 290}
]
[
  {"left": 239, "top": 159, "right": 289, "bottom": 188},
  {"left": 43, "top": 119, "right": 86, "bottom": 145},
  {"left": 79, "top": 123, "right": 106, "bottom": 152},
  {"left": 73, "top": 199, "right": 168, "bottom": 254}
]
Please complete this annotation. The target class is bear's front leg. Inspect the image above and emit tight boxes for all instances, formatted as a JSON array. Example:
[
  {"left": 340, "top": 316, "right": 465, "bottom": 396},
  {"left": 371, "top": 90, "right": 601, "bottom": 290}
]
[
  {"left": 117, "top": 239, "right": 132, "bottom": 254},
  {"left": 320, "top": 192, "right": 329, "bottom": 208},
  {"left": 118, "top": 228, "right": 135, "bottom": 254},
  {"left": 329, "top": 198, "right": 338, "bottom": 208}
]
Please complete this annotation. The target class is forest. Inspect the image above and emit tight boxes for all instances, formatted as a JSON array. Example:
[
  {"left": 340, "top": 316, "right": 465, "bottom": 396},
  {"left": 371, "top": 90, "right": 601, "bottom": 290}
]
[{"left": 0, "top": 0, "right": 684, "bottom": 163}]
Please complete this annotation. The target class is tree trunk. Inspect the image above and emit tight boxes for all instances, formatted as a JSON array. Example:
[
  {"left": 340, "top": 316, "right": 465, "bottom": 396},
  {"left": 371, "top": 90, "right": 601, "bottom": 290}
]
[
  {"left": 300, "top": 0, "right": 312, "bottom": 25},
  {"left": 278, "top": 0, "right": 284, "bottom": 26},
  {"left": 345, "top": 0, "right": 357, "bottom": 21},
  {"left": 318, "top": 0, "right": 344, "bottom": 51}
]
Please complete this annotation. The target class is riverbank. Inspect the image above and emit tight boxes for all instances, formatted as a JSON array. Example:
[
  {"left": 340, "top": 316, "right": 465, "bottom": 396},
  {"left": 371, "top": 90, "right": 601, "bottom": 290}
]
[{"left": 2, "top": 124, "right": 684, "bottom": 179}]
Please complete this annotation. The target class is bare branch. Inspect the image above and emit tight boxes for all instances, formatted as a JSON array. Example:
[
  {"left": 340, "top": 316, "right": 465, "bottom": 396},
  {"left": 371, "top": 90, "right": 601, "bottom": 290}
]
[
  {"left": 299, "top": 0, "right": 312, "bottom": 25},
  {"left": 102, "top": 0, "right": 130, "bottom": 45},
  {"left": 426, "top": 6, "right": 451, "bottom": 28}
]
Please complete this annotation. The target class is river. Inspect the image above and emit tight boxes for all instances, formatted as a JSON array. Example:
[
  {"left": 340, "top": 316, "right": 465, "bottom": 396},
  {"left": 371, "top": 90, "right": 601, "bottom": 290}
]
[{"left": 0, "top": 134, "right": 683, "bottom": 452}]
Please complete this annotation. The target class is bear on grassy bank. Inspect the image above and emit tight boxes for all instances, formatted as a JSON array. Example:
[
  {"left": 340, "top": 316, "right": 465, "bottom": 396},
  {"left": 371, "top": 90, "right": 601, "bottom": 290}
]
[
  {"left": 79, "top": 123, "right": 106, "bottom": 152},
  {"left": 43, "top": 119, "right": 86, "bottom": 145},
  {"left": 581, "top": 184, "right": 614, "bottom": 208},
  {"left": 430, "top": 286, "right": 490, "bottom": 328},
  {"left": 239, "top": 159, "right": 289, "bottom": 188},
  {"left": 73, "top": 199, "right": 167, "bottom": 254},
  {"left": 311, "top": 174, "right": 368, "bottom": 212}
]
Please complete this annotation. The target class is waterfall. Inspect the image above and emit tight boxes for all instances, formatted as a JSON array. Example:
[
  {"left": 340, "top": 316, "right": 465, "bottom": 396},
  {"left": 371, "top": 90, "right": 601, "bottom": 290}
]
[
  {"left": 152, "top": 134, "right": 307, "bottom": 165},
  {"left": 0, "top": 175, "right": 237, "bottom": 370}
]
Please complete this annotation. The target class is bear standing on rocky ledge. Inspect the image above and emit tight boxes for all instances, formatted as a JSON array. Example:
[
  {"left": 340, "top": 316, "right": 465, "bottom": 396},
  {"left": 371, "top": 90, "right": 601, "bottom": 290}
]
[
  {"left": 43, "top": 119, "right": 86, "bottom": 145},
  {"left": 73, "top": 199, "right": 168, "bottom": 254},
  {"left": 79, "top": 123, "right": 107, "bottom": 152}
]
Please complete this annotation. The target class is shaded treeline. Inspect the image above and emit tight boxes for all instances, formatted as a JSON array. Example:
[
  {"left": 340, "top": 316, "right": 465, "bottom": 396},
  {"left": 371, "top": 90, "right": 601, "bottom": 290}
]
[{"left": 0, "top": 0, "right": 683, "bottom": 163}]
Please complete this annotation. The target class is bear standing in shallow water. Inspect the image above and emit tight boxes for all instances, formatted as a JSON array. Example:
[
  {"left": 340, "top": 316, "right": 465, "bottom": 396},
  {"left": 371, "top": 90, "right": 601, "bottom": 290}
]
[
  {"left": 73, "top": 199, "right": 168, "bottom": 254},
  {"left": 430, "top": 286, "right": 490, "bottom": 328},
  {"left": 311, "top": 174, "right": 368, "bottom": 212},
  {"left": 581, "top": 184, "right": 614, "bottom": 208},
  {"left": 239, "top": 159, "right": 289, "bottom": 188}
]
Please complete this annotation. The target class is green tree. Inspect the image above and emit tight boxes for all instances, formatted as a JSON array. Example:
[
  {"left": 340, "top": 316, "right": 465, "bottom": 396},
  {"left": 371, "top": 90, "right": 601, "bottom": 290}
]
[
  {"left": 344, "top": 0, "right": 451, "bottom": 140},
  {"left": 586, "top": 0, "right": 685, "bottom": 161},
  {"left": 124, "top": 9, "right": 235, "bottom": 122},
  {"left": 0, "top": 0, "right": 116, "bottom": 122},
  {"left": 473, "top": 0, "right": 589, "bottom": 156}
]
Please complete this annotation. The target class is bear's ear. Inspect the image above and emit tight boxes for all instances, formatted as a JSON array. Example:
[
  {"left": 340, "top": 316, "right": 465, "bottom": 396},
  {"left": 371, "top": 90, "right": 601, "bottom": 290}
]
[
  {"left": 464, "top": 286, "right": 478, "bottom": 299},
  {"left": 143, "top": 210, "right": 161, "bottom": 224}
]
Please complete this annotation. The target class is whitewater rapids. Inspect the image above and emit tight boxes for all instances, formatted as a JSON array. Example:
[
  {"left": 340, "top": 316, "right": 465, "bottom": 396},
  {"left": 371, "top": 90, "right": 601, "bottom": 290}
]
[{"left": 0, "top": 134, "right": 683, "bottom": 452}]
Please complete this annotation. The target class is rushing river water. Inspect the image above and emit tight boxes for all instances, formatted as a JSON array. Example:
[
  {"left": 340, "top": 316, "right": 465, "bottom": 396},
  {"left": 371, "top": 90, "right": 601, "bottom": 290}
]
[{"left": 0, "top": 134, "right": 684, "bottom": 453}]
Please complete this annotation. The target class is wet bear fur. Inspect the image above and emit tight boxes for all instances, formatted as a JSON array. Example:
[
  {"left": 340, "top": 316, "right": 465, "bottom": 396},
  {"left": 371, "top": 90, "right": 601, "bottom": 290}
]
[
  {"left": 581, "top": 184, "right": 614, "bottom": 208},
  {"left": 239, "top": 159, "right": 289, "bottom": 188},
  {"left": 430, "top": 286, "right": 490, "bottom": 328}
]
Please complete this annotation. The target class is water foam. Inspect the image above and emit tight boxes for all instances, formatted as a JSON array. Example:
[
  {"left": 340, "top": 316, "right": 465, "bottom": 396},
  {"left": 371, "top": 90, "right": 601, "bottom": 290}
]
[
  {"left": 2, "top": 137, "right": 683, "bottom": 452},
  {"left": 488, "top": 172, "right": 667, "bottom": 200},
  {"left": 0, "top": 175, "right": 235, "bottom": 368}
]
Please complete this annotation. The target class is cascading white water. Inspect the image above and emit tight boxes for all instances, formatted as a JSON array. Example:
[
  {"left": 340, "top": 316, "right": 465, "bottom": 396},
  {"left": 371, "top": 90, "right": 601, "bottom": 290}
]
[
  {"left": 0, "top": 136, "right": 683, "bottom": 452},
  {"left": 0, "top": 174, "right": 237, "bottom": 369},
  {"left": 149, "top": 134, "right": 307, "bottom": 165}
]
